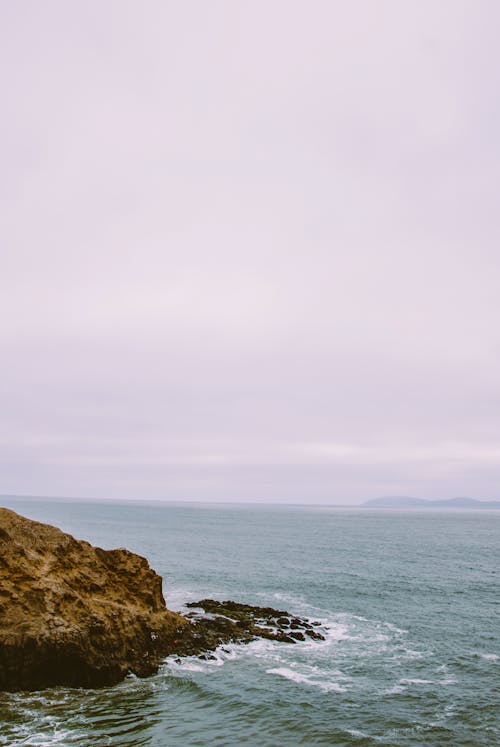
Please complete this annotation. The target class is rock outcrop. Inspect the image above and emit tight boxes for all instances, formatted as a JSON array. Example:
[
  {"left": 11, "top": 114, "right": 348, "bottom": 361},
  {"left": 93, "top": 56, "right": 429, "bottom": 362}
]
[
  {"left": 176, "top": 599, "right": 325, "bottom": 655},
  {"left": 0, "top": 508, "right": 326, "bottom": 692},
  {"left": 0, "top": 507, "right": 186, "bottom": 691}
]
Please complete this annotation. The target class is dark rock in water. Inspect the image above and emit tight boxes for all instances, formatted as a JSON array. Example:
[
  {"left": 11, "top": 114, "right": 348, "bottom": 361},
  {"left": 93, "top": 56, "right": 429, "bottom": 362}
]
[
  {"left": 272, "top": 632, "right": 297, "bottom": 644},
  {"left": 276, "top": 617, "right": 290, "bottom": 627},
  {"left": 0, "top": 510, "right": 326, "bottom": 692},
  {"left": 178, "top": 599, "right": 325, "bottom": 654},
  {"left": 305, "top": 629, "right": 325, "bottom": 641}
]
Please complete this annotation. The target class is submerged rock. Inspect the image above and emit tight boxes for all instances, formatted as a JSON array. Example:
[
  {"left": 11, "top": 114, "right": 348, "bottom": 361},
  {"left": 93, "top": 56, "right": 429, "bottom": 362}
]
[{"left": 0, "top": 509, "right": 325, "bottom": 692}]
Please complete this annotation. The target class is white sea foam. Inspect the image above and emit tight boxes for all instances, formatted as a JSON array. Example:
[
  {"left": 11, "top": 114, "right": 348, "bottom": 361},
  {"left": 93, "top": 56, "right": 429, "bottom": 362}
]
[
  {"left": 389, "top": 646, "right": 432, "bottom": 663},
  {"left": 316, "top": 611, "right": 410, "bottom": 660},
  {"left": 432, "top": 664, "right": 457, "bottom": 685},
  {"left": 383, "top": 684, "right": 407, "bottom": 694},
  {"left": 239, "top": 635, "right": 354, "bottom": 694},
  {"left": 244, "top": 636, "right": 285, "bottom": 659},
  {"left": 346, "top": 728, "right": 384, "bottom": 741},
  {"left": 164, "top": 587, "right": 213, "bottom": 612},
  {"left": 400, "top": 678, "right": 434, "bottom": 684},
  {"left": 383, "top": 677, "right": 435, "bottom": 695},
  {"left": 266, "top": 667, "right": 347, "bottom": 692},
  {"left": 322, "top": 622, "right": 350, "bottom": 642},
  {"left": 165, "top": 655, "right": 224, "bottom": 673},
  {"left": 270, "top": 591, "right": 311, "bottom": 609},
  {"left": 0, "top": 726, "right": 84, "bottom": 747},
  {"left": 333, "top": 611, "right": 406, "bottom": 636},
  {"left": 164, "top": 641, "right": 245, "bottom": 675},
  {"left": 435, "top": 664, "right": 458, "bottom": 685}
]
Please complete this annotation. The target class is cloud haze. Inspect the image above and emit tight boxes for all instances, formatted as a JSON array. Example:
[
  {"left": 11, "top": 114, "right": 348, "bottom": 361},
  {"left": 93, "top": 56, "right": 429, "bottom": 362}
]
[{"left": 1, "top": 1, "right": 500, "bottom": 502}]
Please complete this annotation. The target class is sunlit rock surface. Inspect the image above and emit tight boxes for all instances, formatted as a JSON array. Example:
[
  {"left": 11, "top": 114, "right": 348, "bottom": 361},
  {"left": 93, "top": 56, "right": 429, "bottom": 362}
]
[{"left": 0, "top": 508, "right": 186, "bottom": 690}]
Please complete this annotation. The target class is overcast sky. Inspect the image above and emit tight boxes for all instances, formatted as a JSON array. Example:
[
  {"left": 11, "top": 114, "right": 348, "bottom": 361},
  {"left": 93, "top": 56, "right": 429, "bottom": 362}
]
[{"left": 1, "top": 0, "right": 500, "bottom": 503}]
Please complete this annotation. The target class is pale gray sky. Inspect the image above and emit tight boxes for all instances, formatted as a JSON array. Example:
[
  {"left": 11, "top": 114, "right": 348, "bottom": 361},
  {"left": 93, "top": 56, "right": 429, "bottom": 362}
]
[{"left": 1, "top": 0, "right": 500, "bottom": 503}]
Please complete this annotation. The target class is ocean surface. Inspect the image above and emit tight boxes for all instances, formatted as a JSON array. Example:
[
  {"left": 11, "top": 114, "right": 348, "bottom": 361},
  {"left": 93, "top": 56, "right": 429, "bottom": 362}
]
[{"left": 0, "top": 499, "right": 498, "bottom": 747}]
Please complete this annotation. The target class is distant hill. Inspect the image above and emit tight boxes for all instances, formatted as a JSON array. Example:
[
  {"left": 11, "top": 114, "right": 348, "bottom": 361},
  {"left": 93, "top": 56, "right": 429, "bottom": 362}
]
[{"left": 362, "top": 496, "right": 500, "bottom": 509}]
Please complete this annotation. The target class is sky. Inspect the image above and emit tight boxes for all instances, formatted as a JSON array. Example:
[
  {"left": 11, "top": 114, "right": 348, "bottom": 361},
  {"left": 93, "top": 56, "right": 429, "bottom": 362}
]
[{"left": 1, "top": 0, "right": 500, "bottom": 504}]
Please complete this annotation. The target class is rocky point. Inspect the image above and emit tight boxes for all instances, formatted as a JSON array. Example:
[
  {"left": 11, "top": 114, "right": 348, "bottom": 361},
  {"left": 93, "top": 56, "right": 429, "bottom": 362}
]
[{"left": 0, "top": 508, "right": 325, "bottom": 691}]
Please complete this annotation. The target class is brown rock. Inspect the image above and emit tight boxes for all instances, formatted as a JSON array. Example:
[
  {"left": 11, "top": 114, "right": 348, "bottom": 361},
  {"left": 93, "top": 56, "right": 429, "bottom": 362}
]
[
  {"left": 0, "top": 509, "right": 328, "bottom": 692},
  {"left": 0, "top": 508, "right": 186, "bottom": 691}
]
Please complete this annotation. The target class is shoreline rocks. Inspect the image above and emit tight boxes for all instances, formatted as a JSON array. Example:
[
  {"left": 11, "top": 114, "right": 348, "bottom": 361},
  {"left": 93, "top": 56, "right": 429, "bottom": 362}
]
[
  {"left": 0, "top": 509, "right": 325, "bottom": 692},
  {"left": 165, "top": 599, "right": 325, "bottom": 659}
]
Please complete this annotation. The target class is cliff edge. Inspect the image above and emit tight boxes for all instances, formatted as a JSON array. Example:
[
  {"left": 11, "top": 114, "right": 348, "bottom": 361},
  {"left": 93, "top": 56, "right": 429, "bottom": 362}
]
[{"left": 0, "top": 507, "right": 186, "bottom": 691}]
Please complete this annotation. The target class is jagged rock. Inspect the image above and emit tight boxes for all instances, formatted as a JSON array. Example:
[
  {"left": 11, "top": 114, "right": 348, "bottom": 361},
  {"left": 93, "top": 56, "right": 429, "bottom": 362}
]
[
  {"left": 0, "top": 508, "right": 186, "bottom": 691},
  {"left": 180, "top": 599, "right": 325, "bottom": 651},
  {"left": 305, "top": 628, "right": 325, "bottom": 640},
  {"left": 0, "top": 509, "right": 326, "bottom": 692}
]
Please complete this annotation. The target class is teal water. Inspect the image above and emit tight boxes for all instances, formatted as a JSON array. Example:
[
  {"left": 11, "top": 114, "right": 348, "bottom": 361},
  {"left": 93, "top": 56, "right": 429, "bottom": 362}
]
[{"left": 0, "top": 499, "right": 498, "bottom": 746}]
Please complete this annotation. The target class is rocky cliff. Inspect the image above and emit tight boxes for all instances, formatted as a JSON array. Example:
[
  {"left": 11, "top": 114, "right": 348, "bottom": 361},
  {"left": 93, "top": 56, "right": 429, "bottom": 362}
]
[
  {"left": 0, "top": 508, "right": 326, "bottom": 692},
  {"left": 0, "top": 507, "right": 186, "bottom": 691}
]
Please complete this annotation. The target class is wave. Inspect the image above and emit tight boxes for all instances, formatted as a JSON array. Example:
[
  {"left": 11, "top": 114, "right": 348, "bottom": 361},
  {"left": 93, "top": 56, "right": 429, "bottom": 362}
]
[
  {"left": 266, "top": 666, "right": 348, "bottom": 693},
  {"left": 477, "top": 652, "right": 499, "bottom": 661}
]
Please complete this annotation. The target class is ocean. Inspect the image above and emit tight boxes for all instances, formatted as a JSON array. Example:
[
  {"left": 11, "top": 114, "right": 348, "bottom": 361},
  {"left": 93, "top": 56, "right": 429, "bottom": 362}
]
[{"left": 0, "top": 499, "right": 498, "bottom": 746}]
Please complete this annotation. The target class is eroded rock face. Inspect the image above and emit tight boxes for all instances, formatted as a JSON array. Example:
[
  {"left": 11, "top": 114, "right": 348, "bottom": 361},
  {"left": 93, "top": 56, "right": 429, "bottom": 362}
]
[
  {"left": 0, "top": 509, "right": 326, "bottom": 692},
  {"left": 0, "top": 508, "right": 186, "bottom": 691}
]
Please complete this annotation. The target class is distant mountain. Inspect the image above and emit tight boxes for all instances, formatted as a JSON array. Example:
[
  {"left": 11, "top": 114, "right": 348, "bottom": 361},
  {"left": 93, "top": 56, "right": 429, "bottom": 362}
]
[{"left": 362, "top": 496, "right": 500, "bottom": 509}]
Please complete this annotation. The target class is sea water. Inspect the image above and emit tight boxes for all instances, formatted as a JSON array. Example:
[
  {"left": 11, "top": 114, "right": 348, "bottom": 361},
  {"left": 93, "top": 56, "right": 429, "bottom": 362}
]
[{"left": 0, "top": 499, "right": 498, "bottom": 746}]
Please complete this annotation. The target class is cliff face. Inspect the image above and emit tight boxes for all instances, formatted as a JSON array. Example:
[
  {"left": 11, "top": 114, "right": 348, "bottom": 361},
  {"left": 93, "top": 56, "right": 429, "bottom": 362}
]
[{"left": 0, "top": 508, "right": 186, "bottom": 691}]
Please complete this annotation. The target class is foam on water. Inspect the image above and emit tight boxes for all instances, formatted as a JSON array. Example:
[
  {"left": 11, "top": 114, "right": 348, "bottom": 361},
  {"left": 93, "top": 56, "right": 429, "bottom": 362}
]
[
  {"left": 399, "top": 678, "right": 434, "bottom": 685},
  {"left": 346, "top": 728, "right": 384, "bottom": 742},
  {"left": 266, "top": 666, "right": 348, "bottom": 692},
  {"left": 383, "top": 683, "right": 408, "bottom": 695},
  {"left": 164, "top": 586, "right": 200, "bottom": 612},
  {"left": 270, "top": 591, "right": 310, "bottom": 608},
  {"left": 164, "top": 642, "right": 243, "bottom": 675}
]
